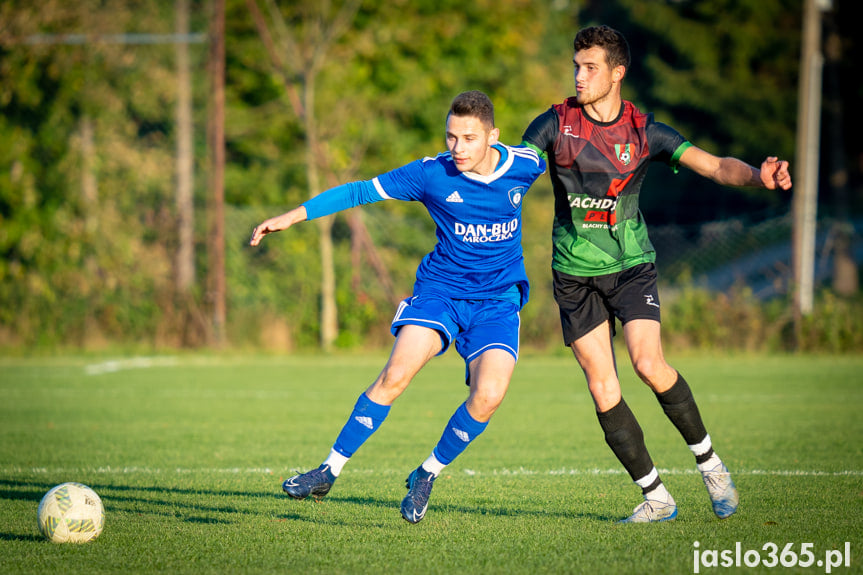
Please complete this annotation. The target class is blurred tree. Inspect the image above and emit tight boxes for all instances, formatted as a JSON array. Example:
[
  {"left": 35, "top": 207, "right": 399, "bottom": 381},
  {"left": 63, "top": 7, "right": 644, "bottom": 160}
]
[
  {"left": 231, "top": 0, "right": 573, "bottom": 348},
  {"left": 244, "top": 0, "right": 363, "bottom": 351},
  {"left": 579, "top": 0, "right": 800, "bottom": 224},
  {"left": 176, "top": 0, "right": 198, "bottom": 336},
  {"left": 821, "top": 8, "right": 857, "bottom": 296},
  {"left": 4, "top": 0, "right": 856, "bottom": 351},
  {"left": 0, "top": 0, "right": 207, "bottom": 346}
]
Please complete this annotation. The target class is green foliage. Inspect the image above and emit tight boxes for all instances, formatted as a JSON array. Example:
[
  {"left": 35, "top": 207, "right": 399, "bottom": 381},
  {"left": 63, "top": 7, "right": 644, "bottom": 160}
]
[
  {"left": 0, "top": 0, "right": 858, "bottom": 354},
  {"left": 663, "top": 283, "right": 863, "bottom": 353},
  {"left": 0, "top": 1, "right": 211, "bottom": 348},
  {"left": 796, "top": 290, "right": 863, "bottom": 353},
  {"left": 594, "top": 0, "right": 799, "bottom": 161},
  {"left": 226, "top": 206, "right": 325, "bottom": 349},
  {"left": 582, "top": 0, "right": 799, "bottom": 222}
]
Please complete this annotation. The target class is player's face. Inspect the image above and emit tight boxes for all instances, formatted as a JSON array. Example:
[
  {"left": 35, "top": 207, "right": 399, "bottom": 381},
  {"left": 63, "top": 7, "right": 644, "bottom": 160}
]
[
  {"left": 573, "top": 46, "right": 621, "bottom": 107},
  {"left": 446, "top": 114, "right": 500, "bottom": 175}
]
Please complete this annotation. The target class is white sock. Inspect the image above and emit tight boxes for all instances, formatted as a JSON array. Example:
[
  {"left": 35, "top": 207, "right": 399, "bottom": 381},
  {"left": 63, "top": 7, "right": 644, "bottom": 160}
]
[
  {"left": 688, "top": 434, "right": 713, "bottom": 458},
  {"left": 644, "top": 483, "right": 673, "bottom": 504},
  {"left": 697, "top": 452, "right": 723, "bottom": 473},
  {"left": 323, "top": 449, "right": 350, "bottom": 477},
  {"left": 420, "top": 452, "right": 446, "bottom": 477},
  {"left": 635, "top": 467, "right": 674, "bottom": 503}
]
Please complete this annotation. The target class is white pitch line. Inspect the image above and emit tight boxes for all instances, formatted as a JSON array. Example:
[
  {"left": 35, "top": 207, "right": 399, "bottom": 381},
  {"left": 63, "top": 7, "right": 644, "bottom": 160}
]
[
  {"left": 465, "top": 468, "right": 863, "bottom": 477},
  {"left": 2, "top": 466, "right": 861, "bottom": 477},
  {"left": 84, "top": 356, "right": 178, "bottom": 375}
]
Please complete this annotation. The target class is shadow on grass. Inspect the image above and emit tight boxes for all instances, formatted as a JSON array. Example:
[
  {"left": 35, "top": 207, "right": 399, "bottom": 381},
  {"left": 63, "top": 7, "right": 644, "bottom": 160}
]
[
  {"left": 0, "top": 478, "right": 280, "bottom": 525},
  {"left": 281, "top": 492, "right": 618, "bottom": 524},
  {"left": 0, "top": 532, "right": 45, "bottom": 542},
  {"left": 0, "top": 478, "right": 617, "bottom": 527}
]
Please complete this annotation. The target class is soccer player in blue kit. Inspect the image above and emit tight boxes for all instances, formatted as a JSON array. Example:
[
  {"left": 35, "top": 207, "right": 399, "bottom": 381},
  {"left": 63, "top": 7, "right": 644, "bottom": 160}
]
[{"left": 250, "top": 91, "right": 545, "bottom": 524}]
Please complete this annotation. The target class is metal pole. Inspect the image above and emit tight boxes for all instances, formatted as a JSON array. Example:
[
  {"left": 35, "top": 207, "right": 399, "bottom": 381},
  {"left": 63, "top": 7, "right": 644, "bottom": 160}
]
[
  {"left": 208, "top": 0, "right": 226, "bottom": 346},
  {"left": 792, "top": 0, "right": 826, "bottom": 333}
]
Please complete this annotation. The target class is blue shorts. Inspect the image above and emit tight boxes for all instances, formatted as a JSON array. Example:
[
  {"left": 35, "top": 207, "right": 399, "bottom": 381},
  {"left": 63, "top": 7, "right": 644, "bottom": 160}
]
[{"left": 390, "top": 295, "right": 521, "bottom": 366}]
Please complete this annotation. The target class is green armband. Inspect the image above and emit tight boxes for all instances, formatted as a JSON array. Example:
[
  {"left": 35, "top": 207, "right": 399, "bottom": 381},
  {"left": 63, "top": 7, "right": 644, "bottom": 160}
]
[{"left": 669, "top": 141, "right": 693, "bottom": 174}]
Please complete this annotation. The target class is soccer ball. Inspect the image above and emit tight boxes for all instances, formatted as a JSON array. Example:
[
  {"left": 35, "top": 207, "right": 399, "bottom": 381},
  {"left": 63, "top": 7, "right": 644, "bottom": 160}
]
[{"left": 37, "top": 482, "right": 105, "bottom": 543}]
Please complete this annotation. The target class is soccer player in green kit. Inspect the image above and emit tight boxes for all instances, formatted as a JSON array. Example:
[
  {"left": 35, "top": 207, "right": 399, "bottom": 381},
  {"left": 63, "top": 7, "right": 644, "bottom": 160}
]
[{"left": 522, "top": 25, "right": 792, "bottom": 522}]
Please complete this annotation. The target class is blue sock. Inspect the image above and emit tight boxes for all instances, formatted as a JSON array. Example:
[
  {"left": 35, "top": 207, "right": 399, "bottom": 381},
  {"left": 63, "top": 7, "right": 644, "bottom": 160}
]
[
  {"left": 332, "top": 393, "right": 391, "bottom": 458},
  {"left": 432, "top": 402, "right": 488, "bottom": 465}
]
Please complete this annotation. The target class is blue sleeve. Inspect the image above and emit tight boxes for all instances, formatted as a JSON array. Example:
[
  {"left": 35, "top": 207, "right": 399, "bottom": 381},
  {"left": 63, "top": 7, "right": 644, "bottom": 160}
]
[
  {"left": 373, "top": 158, "right": 427, "bottom": 202},
  {"left": 301, "top": 180, "right": 385, "bottom": 220}
]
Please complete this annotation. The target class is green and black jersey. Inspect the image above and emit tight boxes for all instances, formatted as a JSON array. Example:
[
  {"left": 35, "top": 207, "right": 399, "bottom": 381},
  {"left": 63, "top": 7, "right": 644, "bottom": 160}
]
[{"left": 522, "top": 98, "right": 690, "bottom": 277}]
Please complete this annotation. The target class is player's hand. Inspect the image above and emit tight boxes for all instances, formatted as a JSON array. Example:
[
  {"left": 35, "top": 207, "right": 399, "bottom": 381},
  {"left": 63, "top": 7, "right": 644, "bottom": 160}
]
[
  {"left": 249, "top": 207, "right": 307, "bottom": 246},
  {"left": 249, "top": 218, "right": 281, "bottom": 246},
  {"left": 760, "top": 156, "right": 792, "bottom": 190}
]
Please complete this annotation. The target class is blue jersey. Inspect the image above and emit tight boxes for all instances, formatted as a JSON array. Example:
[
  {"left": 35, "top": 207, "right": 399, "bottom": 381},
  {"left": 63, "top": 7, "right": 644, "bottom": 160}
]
[{"left": 302, "top": 143, "right": 545, "bottom": 308}]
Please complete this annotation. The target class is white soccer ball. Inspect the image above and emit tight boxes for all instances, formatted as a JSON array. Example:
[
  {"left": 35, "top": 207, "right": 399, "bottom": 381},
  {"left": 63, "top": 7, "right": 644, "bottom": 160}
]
[{"left": 37, "top": 482, "right": 105, "bottom": 543}]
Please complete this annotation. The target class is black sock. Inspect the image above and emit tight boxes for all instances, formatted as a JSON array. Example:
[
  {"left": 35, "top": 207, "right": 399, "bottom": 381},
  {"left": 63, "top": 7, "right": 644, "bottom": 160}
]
[
  {"left": 656, "top": 373, "right": 714, "bottom": 463},
  {"left": 597, "top": 398, "right": 657, "bottom": 490}
]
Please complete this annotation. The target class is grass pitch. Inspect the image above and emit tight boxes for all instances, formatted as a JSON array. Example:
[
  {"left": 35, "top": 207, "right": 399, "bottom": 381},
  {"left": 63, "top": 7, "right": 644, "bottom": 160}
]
[{"left": 0, "top": 352, "right": 861, "bottom": 574}]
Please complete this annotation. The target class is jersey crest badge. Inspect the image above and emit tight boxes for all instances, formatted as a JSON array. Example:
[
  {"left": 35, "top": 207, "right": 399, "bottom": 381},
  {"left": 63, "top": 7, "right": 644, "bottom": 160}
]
[
  {"left": 507, "top": 186, "right": 525, "bottom": 208},
  {"left": 615, "top": 143, "right": 632, "bottom": 166}
]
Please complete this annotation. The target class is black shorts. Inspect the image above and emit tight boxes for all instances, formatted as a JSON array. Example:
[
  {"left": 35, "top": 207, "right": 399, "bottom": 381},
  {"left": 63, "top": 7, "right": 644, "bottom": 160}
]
[{"left": 552, "top": 262, "right": 661, "bottom": 345}]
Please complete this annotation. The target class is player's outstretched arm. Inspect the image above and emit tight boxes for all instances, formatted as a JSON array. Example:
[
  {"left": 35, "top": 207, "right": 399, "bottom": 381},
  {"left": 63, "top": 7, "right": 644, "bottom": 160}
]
[
  {"left": 249, "top": 206, "right": 308, "bottom": 246},
  {"left": 679, "top": 146, "right": 792, "bottom": 191}
]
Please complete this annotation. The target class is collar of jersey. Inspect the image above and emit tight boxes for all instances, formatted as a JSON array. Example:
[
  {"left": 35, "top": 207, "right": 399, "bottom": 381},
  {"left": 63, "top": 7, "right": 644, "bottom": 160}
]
[{"left": 458, "top": 143, "right": 514, "bottom": 184}]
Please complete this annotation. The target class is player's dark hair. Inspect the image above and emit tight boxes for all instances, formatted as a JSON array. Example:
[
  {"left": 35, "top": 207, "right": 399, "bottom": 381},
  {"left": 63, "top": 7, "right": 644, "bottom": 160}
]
[
  {"left": 448, "top": 90, "right": 495, "bottom": 128},
  {"left": 574, "top": 25, "right": 631, "bottom": 71}
]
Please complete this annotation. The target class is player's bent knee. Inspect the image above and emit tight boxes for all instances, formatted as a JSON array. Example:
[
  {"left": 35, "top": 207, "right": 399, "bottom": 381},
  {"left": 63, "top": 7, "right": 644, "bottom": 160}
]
[
  {"left": 587, "top": 379, "right": 622, "bottom": 411},
  {"left": 632, "top": 357, "right": 665, "bottom": 385},
  {"left": 587, "top": 377, "right": 617, "bottom": 398},
  {"left": 468, "top": 389, "right": 507, "bottom": 421},
  {"left": 371, "top": 365, "right": 414, "bottom": 398}
]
